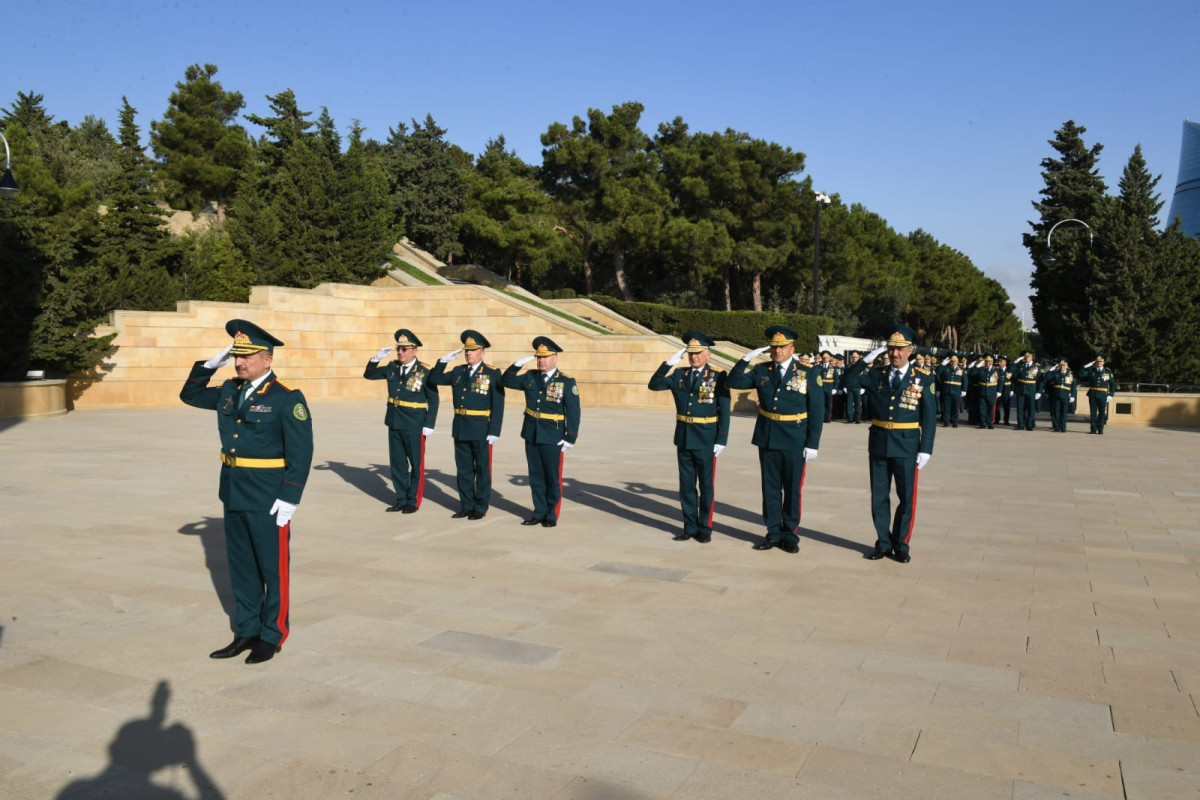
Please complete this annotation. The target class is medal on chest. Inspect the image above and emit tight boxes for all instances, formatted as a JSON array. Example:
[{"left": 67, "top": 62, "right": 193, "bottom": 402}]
[
  {"left": 901, "top": 378, "right": 921, "bottom": 410},
  {"left": 405, "top": 369, "right": 424, "bottom": 392},
  {"left": 545, "top": 380, "right": 564, "bottom": 403},
  {"left": 786, "top": 372, "right": 807, "bottom": 394},
  {"left": 472, "top": 372, "right": 490, "bottom": 395}
]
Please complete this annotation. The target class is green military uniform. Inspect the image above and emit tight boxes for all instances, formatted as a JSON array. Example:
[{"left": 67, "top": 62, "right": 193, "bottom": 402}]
[
  {"left": 363, "top": 328, "right": 440, "bottom": 512},
  {"left": 180, "top": 319, "right": 313, "bottom": 658},
  {"left": 969, "top": 357, "right": 1000, "bottom": 428},
  {"left": 1012, "top": 352, "right": 1043, "bottom": 431},
  {"left": 997, "top": 357, "right": 1013, "bottom": 425},
  {"left": 936, "top": 359, "right": 965, "bottom": 427},
  {"left": 648, "top": 330, "right": 731, "bottom": 542},
  {"left": 1044, "top": 360, "right": 1077, "bottom": 432},
  {"left": 502, "top": 336, "right": 581, "bottom": 527},
  {"left": 819, "top": 352, "right": 837, "bottom": 422},
  {"left": 844, "top": 325, "right": 936, "bottom": 561},
  {"left": 726, "top": 326, "right": 825, "bottom": 553},
  {"left": 841, "top": 351, "right": 865, "bottom": 423},
  {"left": 1077, "top": 355, "right": 1116, "bottom": 434},
  {"left": 428, "top": 330, "right": 505, "bottom": 517}
]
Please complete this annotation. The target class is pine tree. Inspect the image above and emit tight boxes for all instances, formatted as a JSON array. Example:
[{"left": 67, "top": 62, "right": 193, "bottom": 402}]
[{"left": 387, "top": 114, "right": 466, "bottom": 264}]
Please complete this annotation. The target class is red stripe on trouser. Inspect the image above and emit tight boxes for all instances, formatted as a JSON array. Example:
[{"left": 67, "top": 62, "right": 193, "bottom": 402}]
[
  {"left": 705, "top": 458, "right": 717, "bottom": 528},
  {"left": 276, "top": 522, "right": 290, "bottom": 645},
  {"left": 791, "top": 461, "right": 807, "bottom": 535},
  {"left": 904, "top": 467, "right": 919, "bottom": 543},
  {"left": 415, "top": 434, "right": 426, "bottom": 507},
  {"left": 553, "top": 451, "right": 565, "bottom": 519}
]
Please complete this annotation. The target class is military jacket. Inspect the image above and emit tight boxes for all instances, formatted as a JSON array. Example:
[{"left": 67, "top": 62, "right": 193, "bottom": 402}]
[
  {"left": 428, "top": 361, "right": 505, "bottom": 441},
  {"left": 1044, "top": 368, "right": 1078, "bottom": 401},
  {"left": 180, "top": 364, "right": 314, "bottom": 512},
  {"left": 502, "top": 367, "right": 582, "bottom": 445},
  {"left": 840, "top": 362, "right": 864, "bottom": 392},
  {"left": 363, "top": 359, "right": 440, "bottom": 431},
  {"left": 648, "top": 362, "right": 731, "bottom": 450},
  {"left": 969, "top": 366, "right": 1001, "bottom": 399},
  {"left": 1012, "top": 361, "right": 1043, "bottom": 396},
  {"left": 1077, "top": 366, "right": 1116, "bottom": 398},
  {"left": 819, "top": 363, "right": 838, "bottom": 393},
  {"left": 727, "top": 358, "right": 824, "bottom": 451},
  {"left": 846, "top": 360, "right": 936, "bottom": 459},
  {"left": 937, "top": 365, "right": 965, "bottom": 395},
  {"left": 999, "top": 370, "right": 1013, "bottom": 397}
]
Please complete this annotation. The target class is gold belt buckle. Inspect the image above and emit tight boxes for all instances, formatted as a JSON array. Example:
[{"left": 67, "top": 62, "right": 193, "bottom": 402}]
[{"left": 225, "top": 453, "right": 237, "bottom": 467}]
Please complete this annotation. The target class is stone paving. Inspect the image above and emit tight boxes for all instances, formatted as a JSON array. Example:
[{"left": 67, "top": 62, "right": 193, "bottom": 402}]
[{"left": 1, "top": 400, "right": 1199, "bottom": 799}]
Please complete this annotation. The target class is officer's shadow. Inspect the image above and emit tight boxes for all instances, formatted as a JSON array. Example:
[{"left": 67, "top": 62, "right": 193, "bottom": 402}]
[
  {"left": 176, "top": 517, "right": 234, "bottom": 620},
  {"left": 563, "top": 478, "right": 679, "bottom": 535},
  {"left": 314, "top": 460, "right": 457, "bottom": 511},
  {"left": 624, "top": 481, "right": 758, "bottom": 543},
  {"left": 423, "top": 469, "right": 527, "bottom": 517},
  {"left": 55, "top": 680, "right": 225, "bottom": 799}
]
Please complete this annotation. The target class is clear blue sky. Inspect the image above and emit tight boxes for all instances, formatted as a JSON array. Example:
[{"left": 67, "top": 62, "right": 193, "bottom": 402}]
[{"left": 6, "top": 0, "right": 1198, "bottom": 323}]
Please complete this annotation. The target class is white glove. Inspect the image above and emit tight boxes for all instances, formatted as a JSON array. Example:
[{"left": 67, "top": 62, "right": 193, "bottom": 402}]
[
  {"left": 941, "top": 356, "right": 950, "bottom": 365},
  {"left": 422, "top": 427, "right": 434, "bottom": 437},
  {"left": 713, "top": 444, "right": 725, "bottom": 458},
  {"left": 204, "top": 343, "right": 234, "bottom": 369},
  {"left": 1084, "top": 361, "right": 1095, "bottom": 369},
  {"left": 743, "top": 346, "right": 770, "bottom": 361},
  {"left": 557, "top": 439, "right": 573, "bottom": 453},
  {"left": 803, "top": 448, "right": 818, "bottom": 461},
  {"left": 486, "top": 434, "right": 499, "bottom": 445},
  {"left": 1107, "top": 396, "right": 1112, "bottom": 404},
  {"left": 859, "top": 388, "right": 865, "bottom": 395},
  {"left": 865, "top": 346, "right": 887, "bottom": 362},
  {"left": 269, "top": 499, "right": 297, "bottom": 527},
  {"left": 513, "top": 355, "right": 535, "bottom": 368},
  {"left": 666, "top": 347, "right": 687, "bottom": 366},
  {"left": 916, "top": 453, "right": 930, "bottom": 471},
  {"left": 439, "top": 348, "right": 463, "bottom": 363},
  {"left": 370, "top": 346, "right": 392, "bottom": 363},
  {"left": 1035, "top": 393, "right": 1042, "bottom": 400}
]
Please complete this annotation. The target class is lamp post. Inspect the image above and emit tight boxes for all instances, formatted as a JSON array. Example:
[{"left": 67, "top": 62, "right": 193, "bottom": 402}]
[
  {"left": 812, "top": 192, "right": 831, "bottom": 316},
  {"left": 1045, "top": 218, "right": 1091, "bottom": 263},
  {"left": 0, "top": 131, "right": 19, "bottom": 198}
]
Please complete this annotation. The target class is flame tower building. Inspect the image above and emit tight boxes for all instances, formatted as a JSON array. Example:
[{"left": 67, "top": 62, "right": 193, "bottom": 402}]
[{"left": 1167, "top": 120, "right": 1200, "bottom": 239}]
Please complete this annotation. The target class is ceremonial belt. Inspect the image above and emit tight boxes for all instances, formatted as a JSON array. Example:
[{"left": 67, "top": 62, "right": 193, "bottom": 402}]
[
  {"left": 872, "top": 420, "right": 920, "bottom": 430},
  {"left": 389, "top": 398, "right": 427, "bottom": 409},
  {"left": 526, "top": 408, "right": 565, "bottom": 421},
  {"left": 944, "top": 381, "right": 961, "bottom": 386},
  {"left": 1018, "top": 379, "right": 1038, "bottom": 384},
  {"left": 221, "top": 452, "right": 285, "bottom": 468},
  {"left": 1087, "top": 387, "right": 1109, "bottom": 392},
  {"left": 758, "top": 409, "right": 808, "bottom": 422},
  {"left": 454, "top": 408, "right": 491, "bottom": 416},
  {"left": 676, "top": 414, "right": 718, "bottom": 424}
]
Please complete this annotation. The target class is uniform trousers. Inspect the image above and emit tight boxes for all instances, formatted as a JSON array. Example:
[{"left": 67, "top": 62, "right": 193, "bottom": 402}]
[
  {"left": 1050, "top": 396, "right": 1071, "bottom": 431},
  {"left": 677, "top": 447, "right": 716, "bottom": 537},
  {"left": 1016, "top": 393, "right": 1037, "bottom": 429},
  {"left": 941, "top": 392, "right": 961, "bottom": 425},
  {"left": 453, "top": 439, "right": 492, "bottom": 514},
  {"left": 525, "top": 441, "right": 565, "bottom": 521},
  {"left": 869, "top": 455, "right": 918, "bottom": 556},
  {"left": 388, "top": 428, "right": 426, "bottom": 507},
  {"left": 978, "top": 395, "right": 997, "bottom": 427},
  {"left": 223, "top": 509, "right": 290, "bottom": 646},
  {"left": 758, "top": 448, "right": 806, "bottom": 548},
  {"left": 1089, "top": 396, "right": 1109, "bottom": 433},
  {"left": 845, "top": 390, "right": 862, "bottom": 422}
]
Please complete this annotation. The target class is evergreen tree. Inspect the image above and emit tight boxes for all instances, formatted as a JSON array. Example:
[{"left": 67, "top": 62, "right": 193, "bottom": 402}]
[
  {"left": 150, "top": 63, "right": 251, "bottom": 219},
  {"left": 387, "top": 114, "right": 466, "bottom": 263}
]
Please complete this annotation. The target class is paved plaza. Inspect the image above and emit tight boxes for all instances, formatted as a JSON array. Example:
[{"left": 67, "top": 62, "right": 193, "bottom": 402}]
[{"left": 1, "top": 400, "right": 1199, "bottom": 799}]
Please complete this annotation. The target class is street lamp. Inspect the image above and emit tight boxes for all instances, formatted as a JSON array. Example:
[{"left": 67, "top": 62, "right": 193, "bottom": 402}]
[
  {"left": 1045, "top": 218, "right": 1091, "bottom": 263},
  {"left": 812, "top": 192, "right": 831, "bottom": 316},
  {"left": 0, "top": 131, "right": 19, "bottom": 198}
]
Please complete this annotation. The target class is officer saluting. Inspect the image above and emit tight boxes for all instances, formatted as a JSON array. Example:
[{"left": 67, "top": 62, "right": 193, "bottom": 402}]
[
  {"left": 364, "top": 328, "right": 439, "bottom": 513},
  {"left": 1078, "top": 353, "right": 1117, "bottom": 434},
  {"left": 429, "top": 330, "right": 505, "bottom": 519},
  {"left": 726, "top": 326, "right": 824, "bottom": 554},
  {"left": 502, "top": 337, "right": 581, "bottom": 528},
  {"left": 648, "top": 330, "right": 731, "bottom": 543},
  {"left": 180, "top": 319, "right": 313, "bottom": 664}
]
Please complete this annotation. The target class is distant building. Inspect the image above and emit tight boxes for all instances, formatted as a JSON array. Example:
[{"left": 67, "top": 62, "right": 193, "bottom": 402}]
[{"left": 1167, "top": 120, "right": 1200, "bottom": 239}]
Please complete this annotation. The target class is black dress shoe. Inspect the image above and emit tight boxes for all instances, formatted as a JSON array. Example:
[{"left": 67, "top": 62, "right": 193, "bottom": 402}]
[
  {"left": 951, "top": 422, "right": 958, "bottom": 428},
  {"left": 865, "top": 548, "right": 892, "bottom": 560},
  {"left": 780, "top": 543, "right": 799, "bottom": 554},
  {"left": 402, "top": 505, "right": 418, "bottom": 514},
  {"left": 987, "top": 425, "right": 994, "bottom": 429},
  {"left": 541, "top": 519, "right": 557, "bottom": 528},
  {"left": 468, "top": 512, "right": 486, "bottom": 520},
  {"left": 210, "top": 636, "right": 257, "bottom": 659},
  {"left": 385, "top": 503, "right": 404, "bottom": 512},
  {"left": 452, "top": 510, "right": 471, "bottom": 519},
  {"left": 522, "top": 518, "right": 544, "bottom": 526},
  {"left": 890, "top": 551, "right": 912, "bottom": 563},
  {"left": 245, "top": 639, "right": 281, "bottom": 664},
  {"left": 672, "top": 532, "right": 693, "bottom": 541},
  {"left": 693, "top": 534, "right": 711, "bottom": 543},
  {"left": 752, "top": 539, "right": 776, "bottom": 550}
]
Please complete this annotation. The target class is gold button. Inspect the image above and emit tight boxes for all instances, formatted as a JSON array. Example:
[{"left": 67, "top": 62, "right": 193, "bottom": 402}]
[
  {"left": 233, "top": 434, "right": 239, "bottom": 439},
  {"left": 230, "top": 448, "right": 237, "bottom": 454}
]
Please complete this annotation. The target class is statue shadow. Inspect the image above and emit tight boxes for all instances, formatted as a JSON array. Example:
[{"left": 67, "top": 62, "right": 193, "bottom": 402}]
[
  {"left": 176, "top": 517, "right": 234, "bottom": 620},
  {"left": 55, "top": 680, "right": 225, "bottom": 799}
]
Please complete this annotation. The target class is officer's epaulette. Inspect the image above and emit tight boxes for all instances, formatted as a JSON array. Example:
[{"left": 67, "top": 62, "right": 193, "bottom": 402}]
[
  {"left": 915, "top": 366, "right": 932, "bottom": 376},
  {"left": 271, "top": 379, "right": 295, "bottom": 392},
  {"left": 708, "top": 366, "right": 726, "bottom": 374},
  {"left": 418, "top": 360, "right": 430, "bottom": 369},
  {"left": 484, "top": 363, "right": 498, "bottom": 370}
]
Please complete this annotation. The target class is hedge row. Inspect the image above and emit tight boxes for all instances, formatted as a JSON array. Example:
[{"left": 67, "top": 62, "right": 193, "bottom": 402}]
[{"left": 590, "top": 296, "right": 832, "bottom": 350}]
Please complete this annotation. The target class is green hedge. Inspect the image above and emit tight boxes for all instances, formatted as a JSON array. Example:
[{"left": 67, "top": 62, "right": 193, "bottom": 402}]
[{"left": 591, "top": 296, "right": 832, "bottom": 350}]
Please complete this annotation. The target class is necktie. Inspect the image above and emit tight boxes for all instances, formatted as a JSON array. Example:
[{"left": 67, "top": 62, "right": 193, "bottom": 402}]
[
  {"left": 689, "top": 369, "right": 699, "bottom": 390},
  {"left": 890, "top": 369, "right": 900, "bottom": 390}
]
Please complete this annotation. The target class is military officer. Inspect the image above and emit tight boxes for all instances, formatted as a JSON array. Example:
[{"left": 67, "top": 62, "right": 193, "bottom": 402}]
[
  {"left": 841, "top": 350, "right": 864, "bottom": 423},
  {"left": 648, "top": 330, "right": 731, "bottom": 543},
  {"left": 726, "top": 326, "right": 824, "bottom": 554},
  {"left": 364, "top": 329, "right": 440, "bottom": 513},
  {"left": 429, "top": 330, "right": 505, "bottom": 518},
  {"left": 843, "top": 324, "right": 936, "bottom": 563},
  {"left": 818, "top": 351, "right": 837, "bottom": 422},
  {"left": 1077, "top": 353, "right": 1117, "bottom": 434},
  {"left": 1044, "top": 357, "right": 1078, "bottom": 432},
  {"left": 1012, "top": 349, "right": 1043, "bottom": 430},
  {"left": 180, "top": 319, "right": 313, "bottom": 664},
  {"left": 969, "top": 354, "right": 1001, "bottom": 428},
  {"left": 936, "top": 354, "right": 965, "bottom": 427},
  {"left": 502, "top": 336, "right": 581, "bottom": 527},
  {"left": 997, "top": 356, "right": 1013, "bottom": 426}
]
